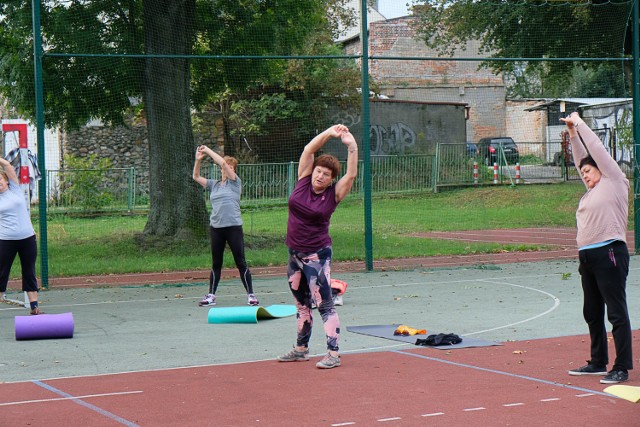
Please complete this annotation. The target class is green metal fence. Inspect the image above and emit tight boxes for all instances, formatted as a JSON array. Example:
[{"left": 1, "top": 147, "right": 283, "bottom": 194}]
[
  {"left": 45, "top": 138, "right": 639, "bottom": 215},
  {"left": 42, "top": 140, "right": 607, "bottom": 214},
  {"left": 46, "top": 167, "right": 149, "bottom": 213}
]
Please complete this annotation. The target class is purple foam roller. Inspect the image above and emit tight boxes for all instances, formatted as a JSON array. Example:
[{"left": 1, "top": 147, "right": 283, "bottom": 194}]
[{"left": 15, "top": 312, "right": 74, "bottom": 340}]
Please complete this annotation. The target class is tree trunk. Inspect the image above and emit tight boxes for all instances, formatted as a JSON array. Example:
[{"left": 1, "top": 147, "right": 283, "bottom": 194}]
[{"left": 142, "top": 0, "right": 208, "bottom": 239}]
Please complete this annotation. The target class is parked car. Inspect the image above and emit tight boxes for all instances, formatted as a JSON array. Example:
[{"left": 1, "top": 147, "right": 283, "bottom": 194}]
[
  {"left": 466, "top": 142, "right": 478, "bottom": 158},
  {"left": 477, "top": 137, "right": 520, "bottom": 166}
]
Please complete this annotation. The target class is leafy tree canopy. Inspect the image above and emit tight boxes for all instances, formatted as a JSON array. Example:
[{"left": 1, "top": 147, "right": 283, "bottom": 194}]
[
  {"left": 0, "top": 0, "right": 362, "bottom": 239},
  {"left": 409, "top": 0, "right": 633, "bottom": 98},
  {"left": 0, "top": 0, "right": 358, "bottom": 130}
]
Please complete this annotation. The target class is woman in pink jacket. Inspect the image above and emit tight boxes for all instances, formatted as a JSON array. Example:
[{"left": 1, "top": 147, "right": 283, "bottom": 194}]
[{"left": 561, "top": 112, "right": 632, "bottom": 384}]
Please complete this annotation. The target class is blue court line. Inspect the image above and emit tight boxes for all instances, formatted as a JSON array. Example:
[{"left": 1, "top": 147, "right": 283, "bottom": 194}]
[
  {"left": 33, "top": 380, "right": 140, "bottom": 427},
  {"left": 392, "top": 349, "right": 611, "bottom": 397}
]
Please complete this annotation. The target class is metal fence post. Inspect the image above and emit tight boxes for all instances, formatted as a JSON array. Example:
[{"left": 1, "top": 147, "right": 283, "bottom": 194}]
[
  {"left": 127, "top": 167, "right": 134, "bottom": 212},
  {"left": 432, "top": 146, "right": 439, "bottom": 193},
  {"left": 287, "top": 161, "right": 295, "bottom": 196}
]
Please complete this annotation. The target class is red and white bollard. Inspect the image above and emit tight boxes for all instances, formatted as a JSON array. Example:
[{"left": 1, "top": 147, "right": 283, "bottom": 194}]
[
  {"left": 473, "top": 161, "right": 478, "bottom": 185},
  {"left": 493, "top": 162, "right": 498, "bottom": 184},
  {"left": 515, "top": 163, "right": 521, "bottom": 184}
]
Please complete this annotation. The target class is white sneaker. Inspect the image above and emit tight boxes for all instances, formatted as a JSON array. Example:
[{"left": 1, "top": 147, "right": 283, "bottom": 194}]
[
  {"left": 198, "top": 294, "right": 216, "bottom": 307},
  {"left": 312, "top": 295, "right": 343, "bottom": 308},
  {"left": 247, "top": 293, "right": 259, "bottom": 306},
  {"left": 316, "top": 353, "right": 341, "bottom": 369}
]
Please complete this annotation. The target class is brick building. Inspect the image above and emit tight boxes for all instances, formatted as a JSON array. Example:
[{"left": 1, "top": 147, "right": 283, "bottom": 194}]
[{"left": 338, "top": 6, "right": 552, "bottom": 148}]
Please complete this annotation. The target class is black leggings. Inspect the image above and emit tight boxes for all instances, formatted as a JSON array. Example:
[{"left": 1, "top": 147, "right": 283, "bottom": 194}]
[
  {"left": 0, "top": 235, "right": 39, "bottom": 293},
  {"left": 578, "top": 240, "right": 632, "bottom": 371},
  {"left": 209, "top": 226, "right": 253, "bottom": 295}
]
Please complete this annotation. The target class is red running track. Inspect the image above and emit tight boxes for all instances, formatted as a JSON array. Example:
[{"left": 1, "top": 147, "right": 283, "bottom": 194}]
[
  {"left": 18, "top": 227, "right": 612, "bottom": 290},
  {"left": 1, "top": 332, "right": 638, "bottom": 426}
]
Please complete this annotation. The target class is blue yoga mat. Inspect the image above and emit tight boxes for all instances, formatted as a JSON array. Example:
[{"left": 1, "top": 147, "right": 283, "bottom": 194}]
[{"left": 208, "top": 304, "right": 297, "bottom": 324}]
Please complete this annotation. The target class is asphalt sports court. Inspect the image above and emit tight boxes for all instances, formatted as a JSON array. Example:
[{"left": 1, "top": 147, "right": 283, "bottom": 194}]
[{"left": 1, "top": 251, "right": 639, "bottom": 425}]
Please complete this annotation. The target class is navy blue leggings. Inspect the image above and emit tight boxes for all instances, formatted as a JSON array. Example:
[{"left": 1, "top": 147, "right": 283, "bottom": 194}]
[{"left": 0, "top": 235, "right": 39, "bottom": 293}]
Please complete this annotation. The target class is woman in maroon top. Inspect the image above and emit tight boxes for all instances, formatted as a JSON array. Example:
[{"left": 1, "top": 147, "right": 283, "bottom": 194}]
[{"left": 277, "top": 124, "right": 358, "bottom": 369}]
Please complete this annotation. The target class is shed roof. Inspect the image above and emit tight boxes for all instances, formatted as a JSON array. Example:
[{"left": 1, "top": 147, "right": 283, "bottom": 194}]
[{"left": 524, "top": 98, "right": 632, "bottom": 111}]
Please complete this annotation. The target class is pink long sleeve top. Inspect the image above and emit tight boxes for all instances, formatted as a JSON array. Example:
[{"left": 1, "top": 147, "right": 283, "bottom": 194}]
[{"left": 570, "top": 120, "right": 629, "bottom": 249}]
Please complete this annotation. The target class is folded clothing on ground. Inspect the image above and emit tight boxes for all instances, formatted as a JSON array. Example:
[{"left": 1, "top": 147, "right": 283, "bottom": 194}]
[
  {"left": 415, "top": 333, "right": 462, "bottom": 346},
  {"left": 393, "top": 324, "right": 427, "bottom": 336}
]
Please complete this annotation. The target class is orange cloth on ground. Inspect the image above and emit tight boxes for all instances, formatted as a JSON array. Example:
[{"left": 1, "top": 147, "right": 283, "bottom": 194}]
[
  {"left": 330, "top": 279, "right": 348, "bottom": 295},
  {"left": 393, "top": 325, "right": 427, "bottom": 336}
]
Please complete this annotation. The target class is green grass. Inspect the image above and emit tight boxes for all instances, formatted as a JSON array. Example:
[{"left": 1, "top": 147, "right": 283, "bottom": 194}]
[{"left": 14, "top": 181, "right": 620, "bottom": 278}]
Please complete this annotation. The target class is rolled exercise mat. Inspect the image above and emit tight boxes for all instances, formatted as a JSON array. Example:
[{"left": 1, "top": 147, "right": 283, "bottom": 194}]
[
  {"left": 208, "top": 304, "right": 297, "bottom": 324},
  {"left": 15, "top": 312, "right": 75, "bottom": 340}
]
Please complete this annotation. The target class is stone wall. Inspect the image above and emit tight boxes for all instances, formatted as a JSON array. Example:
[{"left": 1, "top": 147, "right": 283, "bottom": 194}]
[{"left": 62, "top": 110, "right": 224, "bottom": 195}]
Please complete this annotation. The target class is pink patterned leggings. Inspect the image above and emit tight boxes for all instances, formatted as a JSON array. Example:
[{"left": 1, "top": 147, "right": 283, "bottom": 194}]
[{"left": 287, "top": 246, "right": 340, "bottom": 352}]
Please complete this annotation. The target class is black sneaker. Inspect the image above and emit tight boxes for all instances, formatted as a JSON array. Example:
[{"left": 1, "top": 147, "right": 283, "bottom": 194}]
[
  {"left": 600, "top": 370, "right": 629, "bottom": 384},
  {"left": 568, "top": 363, "right": 607, "bottom": 376}
]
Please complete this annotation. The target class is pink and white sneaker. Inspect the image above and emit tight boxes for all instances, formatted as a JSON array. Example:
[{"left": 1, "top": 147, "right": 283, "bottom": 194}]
[{"left": 199, "top": 294, "right": 216, "bottom": 307}]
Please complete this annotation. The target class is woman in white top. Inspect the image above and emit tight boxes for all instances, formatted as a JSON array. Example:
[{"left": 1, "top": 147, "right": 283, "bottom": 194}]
[{"left": 0, "top": 157, "right": 42, "bottom": 314}]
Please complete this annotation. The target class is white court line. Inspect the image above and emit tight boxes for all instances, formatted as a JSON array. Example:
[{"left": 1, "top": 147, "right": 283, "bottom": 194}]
[
  {"left": 5, "top": 290, "right": 295, "bottom": 311},
  {"left": 463, "top": 279, "right": 561, "bottom": 336},
  {"left": 1, "top": 269, "right": 571, "bottom": 384},
  {"left": 6, "top": 342, "right": 418, "bottom": 385},
  {"left": 421, "top": 412, "right": 445, "bottom": 417},
  {"left": 347, "top": 274, "right": 563, "bottom": 338},
  {"left": 0, "top": 390, "right": 143, "bottom": 406},
  {"left": 6, "top": 267, "right": 637, "bottom": 383},
  {"left": 17, "top": 266, "right": 640, "bottom": 312},
  {"left": 344, "top": 266, "right": 640, "bottom": 291}
]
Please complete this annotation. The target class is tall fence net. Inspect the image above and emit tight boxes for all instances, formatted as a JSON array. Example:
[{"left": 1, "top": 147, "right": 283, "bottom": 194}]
[{"left": 0, "top": 0, "right": 635, "bottom": 286}]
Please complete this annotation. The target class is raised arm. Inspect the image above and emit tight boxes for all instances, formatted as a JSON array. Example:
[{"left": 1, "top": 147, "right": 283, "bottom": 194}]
[
  {"left": 193, "top": 146, "right": 237, "bottom": 187},
  {"left": 0, "top": 157, "right": 19, "bottom": 185},
  {"left": 560, "top": 112, "right": 588, "bottom": 161},
  {"left": 298, "top": 125, "right": 347, "bottom": 180},
  {"left": 560, "top": 112, "right": 624, "bottom": 181},
  {"left": 335, "top": 129, "right": 358, "bottom": 203},
  {"left": 192, "top": 148, "right": 208, "bottom": 188}
]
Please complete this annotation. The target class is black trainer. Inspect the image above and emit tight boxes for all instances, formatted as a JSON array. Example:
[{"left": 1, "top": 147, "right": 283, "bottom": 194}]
[
  {"left": 568, "top": 363, "right": 607, "bottom": 376},
  {"left": 600, "top": 370, "right": 629, "bottom": 384}
]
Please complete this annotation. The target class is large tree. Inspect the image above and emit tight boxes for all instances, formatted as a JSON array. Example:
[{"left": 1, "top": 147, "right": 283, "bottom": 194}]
[
  {"left": 409, "top": 0, "right": 634, "bottom": 98},
  {"left": 142, "top": 0, "right": 202, "bottom": 238},
  {"left": 0, "top": 0, "right": 355, "bottom": 239}
]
